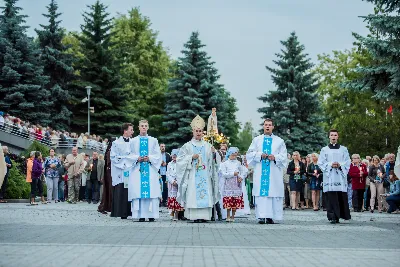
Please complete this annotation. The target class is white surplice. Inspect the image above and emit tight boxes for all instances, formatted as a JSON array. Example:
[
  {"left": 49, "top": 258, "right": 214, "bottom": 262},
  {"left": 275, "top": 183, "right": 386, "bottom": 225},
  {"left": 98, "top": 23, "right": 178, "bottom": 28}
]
[
  {"left": 110, "top": 137, "right": 136, "bottom": 187},
  {"left": 128, "top": 135, "right": 162, "bottom": 219},
  {"left": 318, "top": 145, "right": 351, "bottom": 193},
  {"left": 246, "top": 134, "right": 287, "bottom": 220},
  {"left": 395, "top": 146, "right": 400, "bottom": 178},
  {"left": 176, "top": 139, "right": 219, "bottom": 220}
]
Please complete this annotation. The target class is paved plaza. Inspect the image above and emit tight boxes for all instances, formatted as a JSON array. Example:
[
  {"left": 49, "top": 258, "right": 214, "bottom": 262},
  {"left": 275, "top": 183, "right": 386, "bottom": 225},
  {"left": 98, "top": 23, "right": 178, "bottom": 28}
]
[{"left": 0, "top": 203, "right": 398, "bottom": 267}]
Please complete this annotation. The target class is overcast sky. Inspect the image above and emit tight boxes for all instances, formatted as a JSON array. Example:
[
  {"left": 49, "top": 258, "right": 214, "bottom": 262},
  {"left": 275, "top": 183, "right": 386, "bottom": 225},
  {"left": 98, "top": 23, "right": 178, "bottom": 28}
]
[{"left": 12, "top": 0, "right": 373, "bottom": 129}]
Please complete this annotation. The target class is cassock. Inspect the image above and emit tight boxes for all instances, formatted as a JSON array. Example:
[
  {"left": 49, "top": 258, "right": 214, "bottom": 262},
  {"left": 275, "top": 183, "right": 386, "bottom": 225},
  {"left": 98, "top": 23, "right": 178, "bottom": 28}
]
[
  {"left": 246, "top": 134, "right": 287, "bottom": 220},
  {"left": 110, "top": 137, "right": 134, "bottom": 218},
  {"left": 98, "top": 142, "right": 113, "bottom": 214},
  {"left": 176, "top": 139, "right": 219, "bottom": 220},
  {"left": 128, "top": 135, "right": 161, "bottom": 219},
  {"left": 318, "top": 144, "right": 351, "bottom": 221}
]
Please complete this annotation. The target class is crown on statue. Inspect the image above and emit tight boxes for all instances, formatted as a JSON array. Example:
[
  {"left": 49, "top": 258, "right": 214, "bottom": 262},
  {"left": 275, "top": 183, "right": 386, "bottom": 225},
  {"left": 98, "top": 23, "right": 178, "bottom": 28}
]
[{"left": 191, "top": 115, "right": 205, "bottom": 130}]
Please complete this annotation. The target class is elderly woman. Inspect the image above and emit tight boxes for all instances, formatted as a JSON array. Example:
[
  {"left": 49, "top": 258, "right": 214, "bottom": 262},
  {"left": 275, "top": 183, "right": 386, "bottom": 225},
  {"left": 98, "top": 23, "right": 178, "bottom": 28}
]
[
  {"left": 30, "top": 151, "right": 45, "bottom": 205},
  {"left": 44, "top": 148, "right": 62, "bottom": 203},
  {"left": 288, "top": 151, "right": 306, "bottom": 210},
  {"left": 348, "top": 154, "right": 368, "bottom": 212},
  {"left": 307, "top": 153, "right": 323, "bottom": 211},
  {"left": 368, "top": 155, "right": 386, "bottom": 213},
  {"left": 219, "top": 147, "right": 248, "bottom": 222}
]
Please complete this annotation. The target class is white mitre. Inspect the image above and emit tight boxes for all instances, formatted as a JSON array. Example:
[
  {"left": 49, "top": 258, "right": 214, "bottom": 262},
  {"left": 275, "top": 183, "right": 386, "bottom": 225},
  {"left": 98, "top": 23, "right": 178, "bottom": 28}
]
[{"left": 191, "top": 115, "right": 205, "bottom": 130}]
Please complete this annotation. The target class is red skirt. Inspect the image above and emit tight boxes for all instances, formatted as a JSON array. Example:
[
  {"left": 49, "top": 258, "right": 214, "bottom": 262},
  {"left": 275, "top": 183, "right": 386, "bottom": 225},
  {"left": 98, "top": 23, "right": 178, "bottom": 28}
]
[
  {"left": 167, "top": 197, "right": 184, "bottom": 211},
  {"left": 223, "top": 195, "right": 244, "bottom": 209}
]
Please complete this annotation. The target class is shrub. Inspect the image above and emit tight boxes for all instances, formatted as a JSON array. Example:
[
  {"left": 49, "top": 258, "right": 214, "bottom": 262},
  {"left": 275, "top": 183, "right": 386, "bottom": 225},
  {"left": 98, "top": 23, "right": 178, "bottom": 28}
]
[
  {"left": 20, "top": 141, "right": 50, "bottom": 159},
  {"left": 5, "top": 161, "right": 31, "bottom": 199}
]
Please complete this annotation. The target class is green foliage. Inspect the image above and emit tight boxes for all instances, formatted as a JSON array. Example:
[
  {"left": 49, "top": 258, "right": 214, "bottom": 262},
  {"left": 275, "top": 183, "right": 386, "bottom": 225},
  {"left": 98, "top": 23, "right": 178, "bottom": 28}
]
[
  {"left": 236, "top": 121, "right": 254, "bottom": 153},
  {"left": 0, "top": 0, "right": 52, "bottom": 126},
  {"left": 70, "top": 0, "right": 128, "bottom": 136},
  {"left": 315, "top": 48, "right": 400, "bottom": 156},
  {"left": 347, "top": 0, "right": 400, "bottom": 100},
  {"left": 110, "top": 8, "right": 170, "bottom": 136},
  {"left": 35, "top": 0, "right": 75, "bottom": 130},
  {"left": 6, "top": 160, "right": 31, "bottom": 199},
  {"left": 258, "top": 32, "right": 326, "bottom": 155},
  {"left": 21, "top": 141, "right": 51, "bottom": 158}
]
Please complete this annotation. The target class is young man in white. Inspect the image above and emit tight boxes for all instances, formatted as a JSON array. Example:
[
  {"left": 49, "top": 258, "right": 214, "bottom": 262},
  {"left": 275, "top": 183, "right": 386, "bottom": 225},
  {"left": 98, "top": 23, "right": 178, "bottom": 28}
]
[
  {"left": 128, "top": 120, "right": 162, "bottom": 222},
  {"left": 246, "top": 119, "right": 287, "bottom": 224}
]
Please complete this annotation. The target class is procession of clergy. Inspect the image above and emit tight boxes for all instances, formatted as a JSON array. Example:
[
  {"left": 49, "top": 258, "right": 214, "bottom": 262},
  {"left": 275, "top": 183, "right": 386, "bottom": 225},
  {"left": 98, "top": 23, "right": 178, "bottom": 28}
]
[{"left": 110, "top": 112, "right": 354, "bottom": 225}]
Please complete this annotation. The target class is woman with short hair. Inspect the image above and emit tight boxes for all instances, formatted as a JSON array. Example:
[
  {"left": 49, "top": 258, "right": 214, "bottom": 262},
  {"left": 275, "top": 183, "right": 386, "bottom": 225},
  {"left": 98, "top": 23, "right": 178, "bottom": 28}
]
[
  {"left": 287, "top": 152, "right": 306, "bottom": 210},
  {"left": 307, "top": 153, "right": 322, "bottom": 211},
  {"left": 368, "top": 155, "right": 386, "bottom": 213}
]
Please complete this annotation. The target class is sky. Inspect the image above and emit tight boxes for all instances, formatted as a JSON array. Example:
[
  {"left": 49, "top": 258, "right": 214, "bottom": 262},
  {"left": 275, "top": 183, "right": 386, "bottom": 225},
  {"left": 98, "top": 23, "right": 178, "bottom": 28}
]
[{"left": 12, "top": 0, "right": 373, "bottom": 129}]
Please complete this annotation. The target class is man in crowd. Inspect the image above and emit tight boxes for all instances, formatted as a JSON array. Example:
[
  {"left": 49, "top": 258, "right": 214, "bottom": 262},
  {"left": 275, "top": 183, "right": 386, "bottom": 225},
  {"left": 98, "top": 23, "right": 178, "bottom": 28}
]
[
  {"left": 129, "top": 120, "right": 162, "bottom": 222},
  {"left": 159, "top": 143, "right": 171, "bottom": 207},
  {"left": 86, "top": 151, "right": 105, "bottom": 204},
  {"left": 246, "top": 119, "right": 287, "bottom": 224},
  {"left": 110, "top": 123, "right": 134, "bottom": 219},
  {"left": 318, "top": 129, "right": 351, "bottom": 224},
  {"left": 176, "top": 115, "right": 219, "bottom": 222},
  {"left": 64, "top": 147, "right": 85, "bottom": 204}
]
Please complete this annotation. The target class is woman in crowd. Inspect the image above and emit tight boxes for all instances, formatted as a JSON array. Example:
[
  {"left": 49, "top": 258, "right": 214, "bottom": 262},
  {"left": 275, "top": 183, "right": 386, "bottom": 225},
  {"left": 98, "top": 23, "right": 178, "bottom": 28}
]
[
  {"left": 303, "top": 155, "right": 312, "bottom": 209},
  {"left": 44, "top": 148, "right": 62, "bottom": 203},
  {"left": 30, "top": 151, "right": 45, "bottom": 205},
  {"left": 348, "top": 154, "right": 368, "bottom": 212},
  {"left": 368, "top": 155, "right": 386, "bottom": 213},
  {"left": 307, "top": 153, "right": 322, "bottom": 211},
  {"left": 384, "top": 170, "right": 400, "bottom": 213},
  {"left": 58, "top": 154, "right": 66, "bottom": 202},
  {"left": 288, "top": 152, "right": 306, "bottom": 210}
]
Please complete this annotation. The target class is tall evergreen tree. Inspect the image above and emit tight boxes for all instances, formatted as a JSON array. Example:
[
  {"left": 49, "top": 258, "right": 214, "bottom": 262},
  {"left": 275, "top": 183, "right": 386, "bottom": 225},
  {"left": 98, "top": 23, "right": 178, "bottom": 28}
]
[
  {"left": 236, "top": 121, "right": 254, "bottom": 153},
  {"left": 0, "top": 0, "right": 51, "bottom": 125},
  {"left": 348, "top": 0, "right": 400, "bottom": 100},
  {"left": 163, "top": 32, "right": 208, "bottom": 148},
  {"left": 70, "top": 0, "right": 128, "bottom": 136},
  {"left": 110, "top": 8, "right": 170, "bottom": 136},
  {"left": 258, "top": 32, "right": 325, "bottom": 155},
  {"left": 35, "top": 0, "right": 74, "bottom": 130}
]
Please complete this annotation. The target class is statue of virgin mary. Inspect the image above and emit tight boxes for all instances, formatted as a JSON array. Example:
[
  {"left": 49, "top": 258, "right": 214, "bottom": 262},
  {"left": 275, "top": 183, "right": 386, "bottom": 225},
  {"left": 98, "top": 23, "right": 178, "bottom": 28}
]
[{"left": 207, "top": 108, "right": 218, "bottom": 135}]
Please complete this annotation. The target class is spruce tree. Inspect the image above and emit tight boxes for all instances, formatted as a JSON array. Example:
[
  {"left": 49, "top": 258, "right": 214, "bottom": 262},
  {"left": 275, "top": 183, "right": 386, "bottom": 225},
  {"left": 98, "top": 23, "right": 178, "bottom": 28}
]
[
  {"left": 70, "top": 0, "right": 128, "bottom": 136},
  {"left": 110, "top": 8, "right": 170, "bottom": 136},
  {"left": 347, "top": 0, "right": 400, "bottom": 100},
  {"left": 258, "top": 32, "right": 325, "bottom": 155},
  {"left": 35, "top": 0, "right": 74, "bottom": 130},
  {"left": 0, "top": 0, "right": 51, "bottom": 125}
]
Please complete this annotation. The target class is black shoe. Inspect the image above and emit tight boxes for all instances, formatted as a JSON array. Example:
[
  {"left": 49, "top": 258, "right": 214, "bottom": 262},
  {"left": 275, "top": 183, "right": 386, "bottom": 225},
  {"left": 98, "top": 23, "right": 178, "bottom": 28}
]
[
  {"left": 138, "top": 218, "right": 145, "bottom": 222},
  {"left": 93, "top": 201, "right": 98, "bottom": 204},
  {"left": 121, "top": 217, "right": 127, "bottom": 219},
  {"left": 87, "top": 201, "right": 91, "bottom": 204},
  {"left": 180, "top": 216, "right": 187, "bottom": 221},
  {"left": 329, "top": 220, "right": 336, "bottom": 224},
  {"left": 258, "top": 219, "right": 266, "bottom": 224},
  {"left": 211, "top": 217, "right": 215, "bottom": 221},
  {"left": 266, "top": 218, "right": 275, "bottom": 224},
  {"left": 149, "top": 218, "right": 155, "bottom": 222}
]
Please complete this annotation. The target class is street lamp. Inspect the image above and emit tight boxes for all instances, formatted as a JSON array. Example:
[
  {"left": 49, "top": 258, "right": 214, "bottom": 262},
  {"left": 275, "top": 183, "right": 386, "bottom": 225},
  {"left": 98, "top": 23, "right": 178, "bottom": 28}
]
[{"left": 86, "top": 86, "right": 92, "bottom": 135}]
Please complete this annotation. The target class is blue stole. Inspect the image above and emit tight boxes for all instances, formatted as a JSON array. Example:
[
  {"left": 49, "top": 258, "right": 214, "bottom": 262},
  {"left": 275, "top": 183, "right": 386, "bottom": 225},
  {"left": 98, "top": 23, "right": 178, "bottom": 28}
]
[
  {"left": 192, "top": 143, "right": 209, "bottom": 208},
  {"left": 140, "top": 137, "right": 150, "bottom": 198},
  {"left": 260, "top": 135, "right": 273, "bottom": 196}
]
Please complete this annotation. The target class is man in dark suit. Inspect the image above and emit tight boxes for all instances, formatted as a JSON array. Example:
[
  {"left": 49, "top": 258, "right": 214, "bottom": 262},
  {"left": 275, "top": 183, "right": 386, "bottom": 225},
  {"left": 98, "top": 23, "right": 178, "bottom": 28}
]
[
  {"left": 86, "top": 151, "right": 105, "bottom": 204},
  {"left": 159, "top": 143, "right": 171, "bottom": 207}
]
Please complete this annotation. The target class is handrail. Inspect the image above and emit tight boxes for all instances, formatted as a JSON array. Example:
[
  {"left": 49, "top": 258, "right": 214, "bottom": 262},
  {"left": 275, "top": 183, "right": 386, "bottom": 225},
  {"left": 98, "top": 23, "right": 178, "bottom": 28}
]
[{"left": 0, "top": 122, "right": 106, "bottom": 153}]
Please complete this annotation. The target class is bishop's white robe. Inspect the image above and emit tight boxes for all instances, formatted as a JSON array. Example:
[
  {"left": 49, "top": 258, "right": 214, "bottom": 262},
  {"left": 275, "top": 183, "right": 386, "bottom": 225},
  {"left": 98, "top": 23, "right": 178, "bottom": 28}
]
[
  {"left": 246, "top": 134, "right": 287, "bottom": 220},
  {"left": 128, "top": 135, "right": 162, "bottom": 219},
  {"left": 176, "top": 139, "right": 219, "bottom": 220}
]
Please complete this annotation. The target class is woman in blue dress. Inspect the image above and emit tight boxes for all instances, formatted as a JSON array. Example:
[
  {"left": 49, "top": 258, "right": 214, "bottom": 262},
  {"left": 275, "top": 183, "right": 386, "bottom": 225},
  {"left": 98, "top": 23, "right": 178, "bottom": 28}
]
[{"left": 307, "top": 153, "right": 323, "bottom": 211}]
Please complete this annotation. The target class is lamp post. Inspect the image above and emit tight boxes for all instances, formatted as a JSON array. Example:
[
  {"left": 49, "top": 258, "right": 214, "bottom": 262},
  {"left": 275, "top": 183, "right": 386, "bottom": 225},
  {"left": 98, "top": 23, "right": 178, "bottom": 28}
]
[{"left": 86, "top": 86, "right": 92, "bottom": 135}]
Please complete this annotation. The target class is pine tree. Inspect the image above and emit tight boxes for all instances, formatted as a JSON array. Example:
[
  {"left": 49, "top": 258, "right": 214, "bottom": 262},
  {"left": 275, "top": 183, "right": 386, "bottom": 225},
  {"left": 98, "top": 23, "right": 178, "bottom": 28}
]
[
  {"left": 35, "top": 0, "right": 74, "bottom": 130},
  {"left": 163, "top": 32, "right": 208, "bottom": 148},
  {"left": 237, "top": 121, "right": 254, "bottom": 153},
  {"left": 70, "top": 0, "right": 128, "bottom": 136},
  {"left": 258, "top": 32, "right": 325, "bottom": 155},
  {"left": 347, "top": 0, "right": 400, "bottom": 100},
  {"left": 110, "top": 8, "right": 170, "bottom": 136},
  {"left": 0, "top": 0, "right": 51, "bottom": 125}
]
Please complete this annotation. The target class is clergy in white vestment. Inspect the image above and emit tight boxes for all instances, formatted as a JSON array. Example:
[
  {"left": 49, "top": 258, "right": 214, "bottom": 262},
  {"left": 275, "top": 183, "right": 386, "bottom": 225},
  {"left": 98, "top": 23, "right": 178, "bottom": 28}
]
[
  {"left": 110, "top": 123, "right": 135, "bottom": 219},
  {"left": 318, "top": 129, "right": 351, "bottom": 224},
  {"left": 167, "top": 149, "right": 184, "bottom": 221},
  {"left": 176, "top": 115, "right": 220, "bottom": 222},
  {"left": 246, "top": 119, "right": 287, "bottom": 224},
  {"left": 394, "top": 146, "right": 400, "bottom": 178},
  {"left": 219, "top": 147, "right": 248, "bottom": 222},
  {"left": 0, "top": 142, "right": 6, "bottom": 189},
  {"left": 128, "top": 120, "right": 162, "bottom": 222}
]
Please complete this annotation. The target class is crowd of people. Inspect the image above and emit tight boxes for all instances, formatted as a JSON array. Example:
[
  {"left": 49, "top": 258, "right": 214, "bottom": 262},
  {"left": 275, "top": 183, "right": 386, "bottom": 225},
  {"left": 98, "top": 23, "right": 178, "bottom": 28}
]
[
  {"left": 0, "top": 112, "right": 399, "bottom": 225},
  {"left": 0, "top": 112, "right": 107, "bottom": 152}
]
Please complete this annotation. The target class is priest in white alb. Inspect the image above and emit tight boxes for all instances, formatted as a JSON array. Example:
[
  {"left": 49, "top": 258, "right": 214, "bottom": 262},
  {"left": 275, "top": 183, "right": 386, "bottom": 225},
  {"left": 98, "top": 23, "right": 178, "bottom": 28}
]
[
  {"left": 128, "top": 120, "right": 162, "bottom": 222},
  {"left": 176, "top": 115, "right": 219, "bottom": 222},
  {"left": 246, "top": 118, "right": 287, "bottom": 224}
]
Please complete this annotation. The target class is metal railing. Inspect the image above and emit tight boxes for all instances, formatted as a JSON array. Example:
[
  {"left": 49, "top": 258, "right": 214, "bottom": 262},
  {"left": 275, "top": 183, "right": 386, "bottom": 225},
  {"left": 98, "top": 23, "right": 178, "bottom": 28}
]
[{"left": 0, "top": 122, "right": 106, "bottom": 153}]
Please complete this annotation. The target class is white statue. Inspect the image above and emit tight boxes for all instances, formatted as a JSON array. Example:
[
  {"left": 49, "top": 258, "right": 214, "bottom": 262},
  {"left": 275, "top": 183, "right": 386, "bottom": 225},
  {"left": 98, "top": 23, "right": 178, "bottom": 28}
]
[{"left": 207, "top": 107, "right": 218, "bottom": 135}]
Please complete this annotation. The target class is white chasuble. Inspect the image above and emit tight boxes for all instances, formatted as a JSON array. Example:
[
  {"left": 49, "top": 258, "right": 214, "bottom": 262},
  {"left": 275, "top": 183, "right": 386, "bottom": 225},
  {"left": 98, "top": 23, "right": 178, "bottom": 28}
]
[
  {"left": 176, "top": 139, "right": 219, "bottom": 220},
  {"left": 110, "top": 137, "right": 136, "bottom": 187},
  {"left": 318, "top": 145, "right": 351, "bottom": 193}
]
